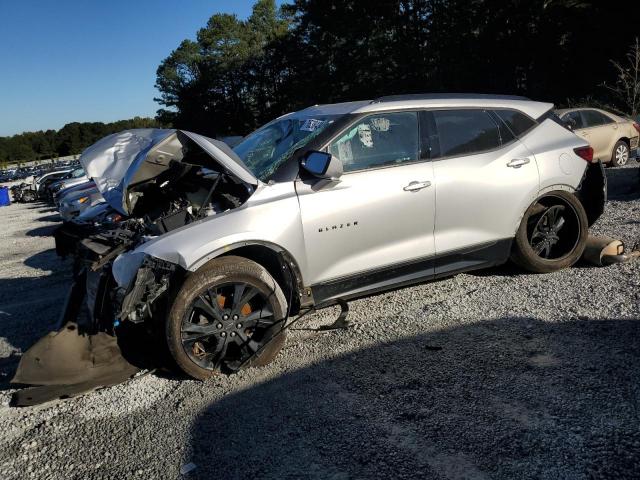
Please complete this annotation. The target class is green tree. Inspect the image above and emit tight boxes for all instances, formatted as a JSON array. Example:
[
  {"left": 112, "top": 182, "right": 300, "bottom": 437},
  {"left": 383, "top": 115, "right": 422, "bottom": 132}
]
[
  {"left": 0, "top": 117, "right": 162, "bottom": 165},
  {"left": 154, "top": 0, "right": 638, "bottom": 136},
  {"left": 155, "top": 0, "right": 289, "bottom": 137}
]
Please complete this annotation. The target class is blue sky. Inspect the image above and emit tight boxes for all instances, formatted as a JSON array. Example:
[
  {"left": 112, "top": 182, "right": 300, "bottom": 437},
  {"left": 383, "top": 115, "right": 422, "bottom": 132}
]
[{"left": 0, "top": 1, "right": 283, "bottom": 136}]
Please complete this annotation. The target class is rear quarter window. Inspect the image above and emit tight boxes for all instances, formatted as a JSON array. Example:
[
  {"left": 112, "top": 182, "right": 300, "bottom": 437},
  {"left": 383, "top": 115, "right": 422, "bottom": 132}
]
[{"left": 493, "top": 109, "right": 537, "bottom": 137}]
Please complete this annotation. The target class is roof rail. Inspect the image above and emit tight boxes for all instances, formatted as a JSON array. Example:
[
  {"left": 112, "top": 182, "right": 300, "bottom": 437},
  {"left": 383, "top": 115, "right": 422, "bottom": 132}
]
[{"left": 372, "top": 93, "right": 531, "bottom": 103}]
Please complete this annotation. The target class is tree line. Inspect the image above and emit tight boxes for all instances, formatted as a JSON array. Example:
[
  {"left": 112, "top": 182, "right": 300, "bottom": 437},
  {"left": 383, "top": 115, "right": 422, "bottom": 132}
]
[
  {"left": 0, "top": 117, "right": 162, "bottom": 164},
  {"left": 155, "top": 0, "right": 640, "bottom": 138},
  {"left": 4, "top": 0, "right": 637, "bottom": 166}
]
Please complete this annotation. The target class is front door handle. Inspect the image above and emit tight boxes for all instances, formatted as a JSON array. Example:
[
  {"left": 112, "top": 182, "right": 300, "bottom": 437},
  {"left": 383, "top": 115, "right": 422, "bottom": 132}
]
[
  {"left": 403, "top": 180, "right": 431, "bottom": 192},
  {"left": 507, "top": 158, "right": 530, "bottom": 168}
]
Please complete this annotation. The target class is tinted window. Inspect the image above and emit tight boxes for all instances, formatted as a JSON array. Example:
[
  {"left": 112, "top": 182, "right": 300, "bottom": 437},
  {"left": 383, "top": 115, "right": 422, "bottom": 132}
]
[
  {"left": 431, "top": 110, "right": 501, "bottom": 158},
  {"left": 494, "top": 109, "right": 536, "bottom": 137},
  {"left": 329, "top": 112, "right": 419, "bottom": 172},
  {"left": 581, "top": 110, "right": 614, "bottom": 128},
  {"left": 563, "top": 111, "right": 585, "bottom": 129},
  {"left": 545, "top": 112, "right": 572, "bottom": 131}
]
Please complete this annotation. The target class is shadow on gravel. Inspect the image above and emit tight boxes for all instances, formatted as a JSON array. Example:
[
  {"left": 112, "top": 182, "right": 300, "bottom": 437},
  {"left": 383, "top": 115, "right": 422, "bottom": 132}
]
[
  {"left": 606, "top": 167, "right": 640, "bottom": 201},
  {"left": 0, "top": 251, "right": 71, "bottom": 390},
  {"left": 0, "top": 274, "right": 69, "bottom": 391},
  {"left": 25, "top": 224, "right": 58, "bottom": 237},
  {"left": 36, "top": 213, "right": 61, "bottom": 223},
  {"left": 186, "top": 317, "right": 640, "bottom": 479},
  {"left": 23, "top": 248, "right": 65, "bottom": 271},
  {"left": 465, "top": 261, "right": 525, "bottom": 278}
]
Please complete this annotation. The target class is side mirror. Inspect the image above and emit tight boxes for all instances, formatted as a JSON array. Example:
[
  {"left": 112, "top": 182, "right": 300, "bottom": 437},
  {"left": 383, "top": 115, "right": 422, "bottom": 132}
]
[{"left": 300, "top": 151, "right": 343, "bottom": 180}]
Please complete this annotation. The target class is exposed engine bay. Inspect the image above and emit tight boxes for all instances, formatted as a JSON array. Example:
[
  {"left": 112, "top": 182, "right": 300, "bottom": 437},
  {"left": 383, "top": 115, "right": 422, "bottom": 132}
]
[{"left": 56, "top": 135, "right": 253, "bottom": 319}]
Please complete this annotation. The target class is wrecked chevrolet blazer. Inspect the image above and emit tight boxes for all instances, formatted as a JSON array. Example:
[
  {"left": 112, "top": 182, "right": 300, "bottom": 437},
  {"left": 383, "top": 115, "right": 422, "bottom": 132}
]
[{"left": 15, "top": 94, "right": 606, "bottom": 386}]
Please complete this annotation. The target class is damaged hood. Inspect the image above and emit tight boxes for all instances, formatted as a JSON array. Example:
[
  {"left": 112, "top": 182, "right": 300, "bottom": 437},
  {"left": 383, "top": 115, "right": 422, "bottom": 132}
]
[{"left": 80, "top": 129, "right": 258, "bottom": 215}]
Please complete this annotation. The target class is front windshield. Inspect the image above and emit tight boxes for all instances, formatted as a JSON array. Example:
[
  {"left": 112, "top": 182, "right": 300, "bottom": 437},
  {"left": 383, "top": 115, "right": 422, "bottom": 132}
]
[{"left": 233, "top": 115, "right": 340, "bottom": 180}]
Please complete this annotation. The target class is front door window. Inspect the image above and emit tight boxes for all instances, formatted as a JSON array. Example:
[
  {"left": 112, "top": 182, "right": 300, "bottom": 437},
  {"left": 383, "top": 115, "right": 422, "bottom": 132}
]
[{"left": 328, "top": 112, "right": 419, "bottom": 172}]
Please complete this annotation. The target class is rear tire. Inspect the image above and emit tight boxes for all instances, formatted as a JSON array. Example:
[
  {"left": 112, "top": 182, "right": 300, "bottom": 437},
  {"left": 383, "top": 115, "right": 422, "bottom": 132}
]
[
  {"left": 166, "top": 256, "right": 288, "bottom": 380},
  {"left": 610, "top": 140, "right": 630, "bottom": 167},
  {"left": 511, "top": 191, "right": 588, "bottom": 273}
]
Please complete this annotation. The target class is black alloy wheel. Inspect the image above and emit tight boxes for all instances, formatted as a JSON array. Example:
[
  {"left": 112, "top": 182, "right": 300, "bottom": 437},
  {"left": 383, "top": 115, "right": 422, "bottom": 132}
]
[{"left": 181, "top": 282, "right": 278, "bottom": 372}]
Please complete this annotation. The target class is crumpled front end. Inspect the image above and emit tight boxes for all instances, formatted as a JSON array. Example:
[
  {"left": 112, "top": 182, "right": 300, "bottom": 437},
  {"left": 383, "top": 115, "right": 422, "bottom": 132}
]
[{"left": 11, "top": 129, "right": 259, "bottom": 406}]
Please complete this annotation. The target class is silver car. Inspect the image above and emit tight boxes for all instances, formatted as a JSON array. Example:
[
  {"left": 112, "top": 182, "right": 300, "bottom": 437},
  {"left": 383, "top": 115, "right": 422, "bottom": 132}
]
[
  {"left": 58, "top": 186, "right": 104, "bottom": 221},
  {"left": 26, "top": 94, "right": 607, "bottom": 381}
]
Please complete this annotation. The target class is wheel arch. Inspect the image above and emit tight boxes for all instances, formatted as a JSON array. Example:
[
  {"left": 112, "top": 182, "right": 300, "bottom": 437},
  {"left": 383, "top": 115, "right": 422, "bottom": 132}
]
[
  {"left": 617, "top": 136, "right": 631, "bottom": 147},
  {"left": 511, "top": 183, "right": 576, "bottom": 237},
  {"left": 193, "top": 241, "right": 307, "bottom": 316}
]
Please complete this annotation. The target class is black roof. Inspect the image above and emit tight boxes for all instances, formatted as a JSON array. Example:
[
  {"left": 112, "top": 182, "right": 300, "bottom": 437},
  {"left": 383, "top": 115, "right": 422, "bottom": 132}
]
[{"left": 372, "top": 93, "right": 531, "bottom": 103}]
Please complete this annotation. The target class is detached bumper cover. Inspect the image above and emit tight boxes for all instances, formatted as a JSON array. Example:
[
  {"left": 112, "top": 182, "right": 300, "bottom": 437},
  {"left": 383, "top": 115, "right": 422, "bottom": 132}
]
[{"left": 10, "top": 323, "right": 140, "bottom": 407}]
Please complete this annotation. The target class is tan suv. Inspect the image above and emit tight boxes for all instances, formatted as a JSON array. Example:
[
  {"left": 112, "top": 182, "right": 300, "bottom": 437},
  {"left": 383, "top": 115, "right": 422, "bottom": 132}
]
[{"left": 556, "top": 108, "right": 640, "bottom": 166}]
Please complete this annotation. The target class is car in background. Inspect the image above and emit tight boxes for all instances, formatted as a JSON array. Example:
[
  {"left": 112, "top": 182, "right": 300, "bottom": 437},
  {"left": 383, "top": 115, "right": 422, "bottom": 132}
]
[
  {"left": 34, "top": 169, "right": 74, "bottom": 198},
  {"left": 55, "top": 180, "right": 96, "bottom": 206},
  {"left": 59, "top": 186, "right": 104, "bottom": 221},
  {"left": 48, "top": 168, "right": 88, "bottom": 202},
  {"left": 556, "top": 108, "right": 640, "bottom": 166}
]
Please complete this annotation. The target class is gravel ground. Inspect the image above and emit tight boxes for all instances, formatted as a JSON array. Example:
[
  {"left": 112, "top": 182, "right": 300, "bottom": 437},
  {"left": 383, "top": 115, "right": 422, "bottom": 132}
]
[{"left": 0, "top": 166, "right": 639, "bottom": 479}]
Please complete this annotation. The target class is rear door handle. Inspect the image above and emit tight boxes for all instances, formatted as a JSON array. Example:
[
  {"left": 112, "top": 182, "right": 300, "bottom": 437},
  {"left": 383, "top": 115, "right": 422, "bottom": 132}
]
[
  {"left": 506, "top": 158, "right": 530, "bottom": 168},
  {"left": 403, "top": 180, "right": 431, "bottom": 192}
]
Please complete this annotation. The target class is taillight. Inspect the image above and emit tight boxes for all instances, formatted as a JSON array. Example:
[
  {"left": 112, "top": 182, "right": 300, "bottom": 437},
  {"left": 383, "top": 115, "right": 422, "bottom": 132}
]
[
  {"left": 574, "top": 146, "right": 594, "bottom": 162},
  {"left": 633, "top": 122, "right": 640, "bottom": 134}
]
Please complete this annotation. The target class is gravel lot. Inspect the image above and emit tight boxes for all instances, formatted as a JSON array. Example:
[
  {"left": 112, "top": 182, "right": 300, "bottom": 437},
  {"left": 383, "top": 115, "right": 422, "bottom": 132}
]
[{"left": 0, "top": 166, "right": 639, "bottom": 479}]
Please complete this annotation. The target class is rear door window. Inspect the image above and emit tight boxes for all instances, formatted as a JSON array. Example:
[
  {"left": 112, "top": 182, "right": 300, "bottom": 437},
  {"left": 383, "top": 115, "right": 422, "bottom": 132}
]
[
  {"left": 430, "top": 110, "right": 502, "bottom": 158},
  {"left": 581, "top": 110, "right": 614, "bottom": 128}
]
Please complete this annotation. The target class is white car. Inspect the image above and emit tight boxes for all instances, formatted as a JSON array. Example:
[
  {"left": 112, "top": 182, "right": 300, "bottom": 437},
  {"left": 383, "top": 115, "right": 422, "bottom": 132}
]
[{"left": 18, "top": 94, "right": 606, "bottom": 383}]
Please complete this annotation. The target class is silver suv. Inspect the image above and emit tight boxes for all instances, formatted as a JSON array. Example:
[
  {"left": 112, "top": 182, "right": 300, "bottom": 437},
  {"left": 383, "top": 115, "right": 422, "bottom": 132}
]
[{"left": 37, "top": 95, "right": 607, "bottom": 380}]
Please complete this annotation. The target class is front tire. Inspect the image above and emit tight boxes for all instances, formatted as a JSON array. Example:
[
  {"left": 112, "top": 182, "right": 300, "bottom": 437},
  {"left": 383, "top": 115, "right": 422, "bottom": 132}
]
[
  {"left": 511, "top": 191, "right": 588, "bottom": 273},
  {"left": 611, "top": 140, "right": 630, "bottom": 167},
  {"left": 166, "top": 256, "right": 288, "bottom": 380}
]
